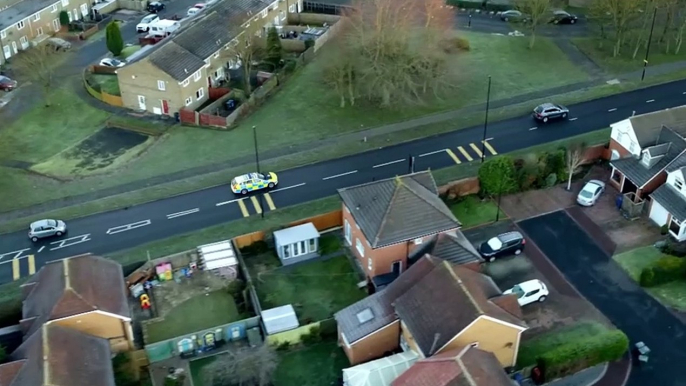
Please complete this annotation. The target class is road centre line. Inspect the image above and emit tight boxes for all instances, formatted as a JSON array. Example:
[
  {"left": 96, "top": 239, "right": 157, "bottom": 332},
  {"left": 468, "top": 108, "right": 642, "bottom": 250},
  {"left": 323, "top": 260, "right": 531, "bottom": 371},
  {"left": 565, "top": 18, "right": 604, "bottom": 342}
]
[
  {"left": 373, "top": 159, "right": 405, "bottom": 168},
  {"left": 323, "top": 170, "right": 357, "bottom": 180},
  {"left": 106, "top": 220, "right": 151, "bottom": 235},
  {"left": 529, "top": 127, "right": 537, "bottom": 131},
  {"left": 167, "top": 208, "right": 199, "bottom": 219},
  {"left": 569, "top": 117, "right": 578, "bottom": 121},
  {"left": 419, "top": 149, "right": 446, "bottom": 157},
  {"left": 646, "top": 99, "right": 655, "bottom": 103},
  {"left": 608, "top": 108, "right": 617, "bottom": 112},
  {"left": 37, "top": 246, "right": 45, "bottom": 253},
  {"left": 271, "top": 183, "right": 306, "bottom": 193}
]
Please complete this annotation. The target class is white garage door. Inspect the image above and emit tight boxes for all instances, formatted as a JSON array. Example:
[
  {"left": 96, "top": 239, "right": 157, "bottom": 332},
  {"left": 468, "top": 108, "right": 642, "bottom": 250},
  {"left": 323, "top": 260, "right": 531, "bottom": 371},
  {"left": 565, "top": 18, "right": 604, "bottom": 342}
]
[{"left": 649, "top": 200, "right": 670, "bottom": 226}]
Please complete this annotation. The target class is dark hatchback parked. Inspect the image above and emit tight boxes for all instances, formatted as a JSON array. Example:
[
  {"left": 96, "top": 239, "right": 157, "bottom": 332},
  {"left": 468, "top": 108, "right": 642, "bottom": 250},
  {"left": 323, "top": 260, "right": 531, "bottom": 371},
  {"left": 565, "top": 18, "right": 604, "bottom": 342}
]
[
  {"left": 550, "top": 10, "right": 578, "bottom": 24},
  {"left": 479, "top": 231, "right": 526, "bottom": 262}
]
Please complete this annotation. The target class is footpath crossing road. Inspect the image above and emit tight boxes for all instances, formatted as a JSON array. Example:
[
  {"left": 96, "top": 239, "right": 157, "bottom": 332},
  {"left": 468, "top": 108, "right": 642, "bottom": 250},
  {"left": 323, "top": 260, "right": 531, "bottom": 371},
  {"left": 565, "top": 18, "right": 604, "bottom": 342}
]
[{"left": 1, "top": 78, "right": 686, "bottom": 283}]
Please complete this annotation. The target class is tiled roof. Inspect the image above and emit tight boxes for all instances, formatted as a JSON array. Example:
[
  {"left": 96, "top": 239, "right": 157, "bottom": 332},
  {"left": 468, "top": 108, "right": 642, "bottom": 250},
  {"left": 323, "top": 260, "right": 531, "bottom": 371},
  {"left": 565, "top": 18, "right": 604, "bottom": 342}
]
[
  {"left": 0, "top": 0, "right": 56, "bottom": 31},
  {"left": 627, "top": 106, "right": 686, "bottom": 147},
  {"left": 338, "top": 172, "right": 460, "bottom": 249},
  {"left": 21, "top": 254, "right": 130, "bottom": 339},
  {"left": 343, "top": 350, "right": 419, "bottom": 386},
  {"left": 423, "top": 231, "right": 483, "bottom": 266},
  {"left": 651, "top": 183, "right": 686, "bottom": 222},
  {"left": 148, "top": 42, "right": 207, "bottom": 82},
  {"left": 335, "top": 256, "right": 440, "bottom": 344},
  {"left": 5, "top": 324, "right": 115, "bottom": 386},
  {"left": 391, "top": 346, "right": 512, "bottom": 386},
  {"left": 394, "top": 262, "right": 526, "bottom": 356}
]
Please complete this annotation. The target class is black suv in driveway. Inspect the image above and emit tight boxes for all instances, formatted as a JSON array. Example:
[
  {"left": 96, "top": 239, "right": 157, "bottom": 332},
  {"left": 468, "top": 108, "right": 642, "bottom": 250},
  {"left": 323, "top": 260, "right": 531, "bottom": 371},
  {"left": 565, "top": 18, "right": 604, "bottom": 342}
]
[
  {"left": 533, "top": 103, "right": 569, "bottom": 123},
  {"left": 479, "top": 231, "right": 526, "bottom": 262},
  {"left": 147, "top": 1, "right": 165, "bottom": 13}
]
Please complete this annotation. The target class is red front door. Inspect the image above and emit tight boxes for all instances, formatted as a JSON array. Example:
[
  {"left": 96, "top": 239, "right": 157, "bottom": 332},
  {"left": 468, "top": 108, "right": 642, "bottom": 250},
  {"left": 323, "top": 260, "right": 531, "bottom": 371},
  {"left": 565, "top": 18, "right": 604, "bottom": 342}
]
[{"left": 162, "top": 100, "right": 169, "bottom": 114}]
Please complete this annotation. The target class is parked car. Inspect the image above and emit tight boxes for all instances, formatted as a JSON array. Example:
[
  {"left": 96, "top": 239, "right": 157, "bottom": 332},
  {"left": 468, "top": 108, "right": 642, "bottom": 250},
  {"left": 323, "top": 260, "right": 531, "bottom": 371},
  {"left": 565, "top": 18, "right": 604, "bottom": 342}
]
[
  {"left": 99, "top": 58, "right": 127, "bottom": 67},
  {"left": 500, "top": 10, "right": 529, "bottom": 22},
  {"left": 532, "top": 102, "right": 569, "bottom": 123},
  {"left": 479, "top": 231, "right": 526, "bottom": 262},
  {"left": 46, "top": 37, "right": 71, "bottom": 51},
  {"left": 187, "top": 6, "right": 202, "bottom": 16},
  {"left": 28, "top": 219, "right": 67, "bottom": 242},
  {"left": 504, "top": 280, "right": 549, "bottom": 306},
  {"left": 0, "top": 75, "right": 17, "bottom": 91},
  {"left": 231, "top": 172, "right": 279, "bottom": 194},
  {"left": 550, "top": 10, "right": 578, "bottom": 24},
  {"left": 147, "top": 1, "right": 165, "bottom": 13},
  {"left": 149, "top": 19, "right": 181, "bottom": 37},
  {"left": 136, "top": 14, "right": 160, "bottom": 32},
  {"left": 577, "top": 180, "right": 605, "bottom": 206}
]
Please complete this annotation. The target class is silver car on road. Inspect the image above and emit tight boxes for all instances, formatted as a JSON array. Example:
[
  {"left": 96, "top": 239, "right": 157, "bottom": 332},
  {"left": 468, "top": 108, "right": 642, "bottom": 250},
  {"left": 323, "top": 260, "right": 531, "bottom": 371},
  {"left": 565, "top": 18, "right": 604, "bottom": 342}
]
[{"left": 29, "top": 219, "right": 67, "bottom": 242}]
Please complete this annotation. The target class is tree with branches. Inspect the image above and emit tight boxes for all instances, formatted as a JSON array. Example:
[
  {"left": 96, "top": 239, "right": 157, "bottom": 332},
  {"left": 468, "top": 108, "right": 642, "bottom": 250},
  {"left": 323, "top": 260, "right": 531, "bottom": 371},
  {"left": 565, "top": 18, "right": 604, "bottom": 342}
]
[
  {"left": 589, "top": 0, "right": 644, "bottom": 57},
  {"left": 515, "top": 0, "right": 552, "bottom": 49},
  {"left": 15, "top": 44, "right": 59, "bottom": 107},
  {"left": 223, "top": 31, "right": 261, "bottom": 97},
  {"left": 565, "top": 142, "right": 587, "bottom": 191},
  {"left": 203, "top": 344, "right": 277, "bottom": 386}
]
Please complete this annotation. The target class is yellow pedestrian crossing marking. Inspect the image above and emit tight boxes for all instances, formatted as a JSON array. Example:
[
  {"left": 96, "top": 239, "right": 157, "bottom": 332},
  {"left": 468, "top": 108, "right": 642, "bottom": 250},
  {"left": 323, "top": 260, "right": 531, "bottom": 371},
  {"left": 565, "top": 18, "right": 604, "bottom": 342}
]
[
  {"left": 264, "top": 193, "right": 276, "bottom": 211},
  {"left": 28, "top": 255, "right": 36, "bottom": 275},
  {"left": 12, "top": 258, "right": 20, "bottom": 281},
  {"left": 445, "top": 149, "right": 461, "bottom": 164},
  {"left": 250, "top": 196, "right": 263, "bottom": 214},
  {"left": 470, "top": 143, "right": 483, "bottom": 158},
  {"left": 458, "top": 146, "right": 473, "bottom": 161},
  {"left": 237, "top": 199, "right": 249, "bottom": 217},
  {"left": 483, "top": 140, "right": 498, "bottom": 155}
]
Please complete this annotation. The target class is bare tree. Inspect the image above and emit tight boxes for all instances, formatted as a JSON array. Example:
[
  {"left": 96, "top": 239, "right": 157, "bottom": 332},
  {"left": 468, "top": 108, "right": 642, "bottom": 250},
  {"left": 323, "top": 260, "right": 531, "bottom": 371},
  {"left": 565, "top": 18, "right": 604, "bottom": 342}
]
[
  {"left": 203, "top": 344, "right": 278, "bottom": 386},
  {"left": 515, "top": 0, "right": 552, "bottom": 49},
  {"left": 15, "top": 44, "right": 59, "bottom": 107},
  {"left": 223, "top": 31, "right": 261, "bottom": 97},
  {"left": 590, "top": 0, "right": 644, "bottom": 57},
  {"left": 566, "top": 143, "right": 587, "bottom": 191}
]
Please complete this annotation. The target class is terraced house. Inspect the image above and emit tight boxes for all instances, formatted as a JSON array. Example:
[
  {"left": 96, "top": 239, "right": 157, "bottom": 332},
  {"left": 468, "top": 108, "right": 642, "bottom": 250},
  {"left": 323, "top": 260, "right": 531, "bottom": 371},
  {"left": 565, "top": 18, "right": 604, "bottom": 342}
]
[
  {"left": 117, "top": 0, "right": 298, "bottom": 116},
  {"left": 0, "top": 0, "right": 90, "bottom": 64}
]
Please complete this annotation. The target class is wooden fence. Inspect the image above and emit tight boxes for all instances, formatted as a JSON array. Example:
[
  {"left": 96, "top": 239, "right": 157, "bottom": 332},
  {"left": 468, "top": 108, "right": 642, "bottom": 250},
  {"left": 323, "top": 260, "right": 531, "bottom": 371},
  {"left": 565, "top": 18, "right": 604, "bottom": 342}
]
[
  {"left": 266, "top": 321, "right": 320, "bottom": 345},
  {"left": 83, "top": 68, "right": 123, "bottom": 107}
]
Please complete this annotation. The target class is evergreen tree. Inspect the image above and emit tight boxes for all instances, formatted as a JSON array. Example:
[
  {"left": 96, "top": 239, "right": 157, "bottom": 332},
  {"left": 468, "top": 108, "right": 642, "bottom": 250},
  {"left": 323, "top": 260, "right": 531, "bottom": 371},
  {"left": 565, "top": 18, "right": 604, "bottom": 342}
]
[
  {"left": 265, "top": 26, "right": 283, "bottom": 69},
  {"left": 105, "top": 21, "right": 124, "bottom": 57},
  {"left": 59, "top": 11, "right": 70, "bottom": 29}
]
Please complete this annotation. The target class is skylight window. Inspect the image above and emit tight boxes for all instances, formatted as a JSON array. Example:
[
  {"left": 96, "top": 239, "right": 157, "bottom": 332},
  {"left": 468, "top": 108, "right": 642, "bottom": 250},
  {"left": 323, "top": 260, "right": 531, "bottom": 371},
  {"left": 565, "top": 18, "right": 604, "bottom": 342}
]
[{"left": 356, "top": 308, "right": 374, "bottom": 324}]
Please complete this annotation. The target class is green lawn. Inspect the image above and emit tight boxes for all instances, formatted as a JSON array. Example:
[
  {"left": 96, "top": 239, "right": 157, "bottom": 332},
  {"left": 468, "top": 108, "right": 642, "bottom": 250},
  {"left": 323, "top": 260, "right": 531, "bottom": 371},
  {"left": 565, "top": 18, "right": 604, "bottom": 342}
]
[
  {"left": 613, "top": 246, "right": 686, "bottom": 311},
  {"left": 189, "top": 355, "right": 217, "bottom": 386},
  {"left": 449, "top": 195, "right": 505, "bottom": 228},
  {"left": 572, "top": 37, "right": 686, "bottom": 74},
  {"left": 91, "top": 74, "right": 120, "bottom": 95},
  {"left": 245, "top": 254, "right": 365, "bottom": 323},
  {"left": 144, "top": 290, "right": 241, "bottom": 343}
]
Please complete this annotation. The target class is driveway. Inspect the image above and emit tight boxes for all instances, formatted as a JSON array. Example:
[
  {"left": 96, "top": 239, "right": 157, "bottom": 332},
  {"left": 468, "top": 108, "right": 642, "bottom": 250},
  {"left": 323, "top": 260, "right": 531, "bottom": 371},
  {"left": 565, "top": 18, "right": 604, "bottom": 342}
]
[{"left": 518, "top": 210, "right": 686, "bottom": 386}]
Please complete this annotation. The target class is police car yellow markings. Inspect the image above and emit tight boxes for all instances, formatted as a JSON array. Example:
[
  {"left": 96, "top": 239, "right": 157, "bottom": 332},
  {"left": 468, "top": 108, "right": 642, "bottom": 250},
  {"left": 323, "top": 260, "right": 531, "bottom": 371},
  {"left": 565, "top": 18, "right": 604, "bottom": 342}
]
[
  {"left": 458, "top": 146, "right": 473, "bottom": 161},
  {"left": 28, "top": 254, "right": 36, "bottom": 275},
  {"left": 264, "top": 193, "right": 276, "bottom": 211},
  {"left": 250, "top": 196, "right": 263, "bottom": 214},
  {"left": 237, "top": 199, "right": 250, "bottom": 217},
  {"left": 445, "top": 149, "right": 461, "bottom": 164}
]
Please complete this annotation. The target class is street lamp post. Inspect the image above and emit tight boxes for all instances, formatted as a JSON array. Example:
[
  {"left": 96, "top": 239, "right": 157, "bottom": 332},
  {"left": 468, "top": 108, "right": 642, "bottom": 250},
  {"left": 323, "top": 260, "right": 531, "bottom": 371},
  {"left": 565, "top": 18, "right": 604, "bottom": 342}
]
[
  {"left": 480, "top": 76, "right": 492, "bottom": 163},
  {"left": 253, "top": 125, "right": 264, "bottom": 218},
  {"left": 641, "top": 7, "right": 658, "bottom": 82},
  {"left": 495, "top": 178, "right": 504, "bottom": 222},
  {"left": 409, "top": 154, "right": 415, "bottom": 174}
]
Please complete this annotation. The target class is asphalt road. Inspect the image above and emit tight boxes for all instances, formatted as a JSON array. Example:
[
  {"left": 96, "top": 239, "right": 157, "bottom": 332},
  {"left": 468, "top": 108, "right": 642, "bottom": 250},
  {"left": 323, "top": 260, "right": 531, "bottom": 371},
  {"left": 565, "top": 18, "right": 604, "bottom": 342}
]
[
  {"left": 1, "top": 77, "right": 686, "bottom": 284},
  {"left": 454, "top": 10, "right": 590, "bottom": 37}
]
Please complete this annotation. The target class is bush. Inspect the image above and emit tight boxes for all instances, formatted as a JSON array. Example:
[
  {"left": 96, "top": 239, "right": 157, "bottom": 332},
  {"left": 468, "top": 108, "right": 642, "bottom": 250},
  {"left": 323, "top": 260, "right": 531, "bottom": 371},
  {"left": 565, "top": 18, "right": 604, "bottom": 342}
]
[
  {"left": 319, "top": 319, "right": 338, "bottom": 339},
  {"left": 660, "top": 224, "right": 669, "bottom": 235},
  {"left": 304, "top": 39, "right": 315, "bottom": 50},
  {"left": 283, "top": 59, "right": 298, "bottom": 74},
  {"left": 240, "top": 240, "right": 269, "bottom": 255},
  {"left": 639, "top": 268, "right": 655, "bottom": 287},
  {"left": 439, "top": 37, "right": 470, "bottom": 53},
  {"left": 478, "top": 156, "right": 518, "bottom": 196},
  {"left": 300, "top": 325, "right": 323, "bottom": 345},
  {"left": 59, "top": 11, "right": 70, "bottom": 27},
  {"left": 106, "top": 21, "right": 124, "bottom": 56},
  {"left": 664, "top": 240, "right": 686, "bottom": 257},
  {"left": 537, "top": 150, "right": 566, "bottom": 186},
  {"left": 639, "top": 256, "right": 686, "bottom": 287}
]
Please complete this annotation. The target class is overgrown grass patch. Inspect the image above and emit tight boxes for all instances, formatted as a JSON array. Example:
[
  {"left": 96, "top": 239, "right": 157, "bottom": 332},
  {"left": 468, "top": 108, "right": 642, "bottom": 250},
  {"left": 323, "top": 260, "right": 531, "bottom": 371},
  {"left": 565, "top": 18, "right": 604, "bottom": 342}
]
[
  {"left": 273, "top": 341, "right": 348, "bottom": 386},
  {"left": 572, "top": 37, "right": 686, "bottom": 74},
  {"left": 91, "top": 74, "right": 120, "bottom": 95}
]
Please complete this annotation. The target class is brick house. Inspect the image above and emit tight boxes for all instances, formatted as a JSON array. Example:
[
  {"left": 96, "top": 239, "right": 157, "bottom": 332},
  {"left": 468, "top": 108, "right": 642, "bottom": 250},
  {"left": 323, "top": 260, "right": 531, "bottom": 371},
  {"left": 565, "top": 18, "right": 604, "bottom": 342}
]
[
  {"left": 334, "top": 255, "right": 527, "bottom": 366},
  {"left": 116, "top": 0, "right": 298, "bottom": 116},
  {"left": 338, "top": 171, "right": 471, "bottom": 284},
  {"left": 647, "top": 158, "right": 686, "bottom": 240},
  {"left": 608, "top": 106, "right": 686, "bottom": 203},
  {"left": 19, "top": 254, "right": 134, "bottom": 353},
  {"left": 1, "top": 0, "right": 91, "bottom": 64}
]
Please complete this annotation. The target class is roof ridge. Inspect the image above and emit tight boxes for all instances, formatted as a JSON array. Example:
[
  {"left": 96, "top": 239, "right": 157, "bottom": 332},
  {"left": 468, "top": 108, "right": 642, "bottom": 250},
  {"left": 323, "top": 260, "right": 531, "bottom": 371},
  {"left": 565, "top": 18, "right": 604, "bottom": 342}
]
[
  {"left": 339, "top": 171, "right": 431, "bottom": 193},
  {"left": 444, "top": 262, "right": 483, "bottom": 315},
  {"left": 400, "top": 178, "right": 460, "bottom": 225},
  {"left": 455, "top": 355, "right": 477, "bottom": 386},
  {"left": 373, "top": 177, "right": 405, "bottom": 247}
]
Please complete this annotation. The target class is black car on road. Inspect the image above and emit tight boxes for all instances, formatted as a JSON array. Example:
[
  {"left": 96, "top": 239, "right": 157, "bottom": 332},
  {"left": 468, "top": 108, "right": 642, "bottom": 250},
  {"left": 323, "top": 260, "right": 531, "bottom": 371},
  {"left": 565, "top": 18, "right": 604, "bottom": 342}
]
[
  {"left": 551, "top": 10, "right": 578, "bottom": 24},
  {"left": 147, "top": 1, "right": 165, "bottom": 13},
  {"left": 479, "top": 231, "right": 526, "bottom": 262},
  {"left": 533, "top": 103, "right": 569, "bottom": 123},
  {"left": 500, "top": 10, "right": 530, "bottom": 23}
]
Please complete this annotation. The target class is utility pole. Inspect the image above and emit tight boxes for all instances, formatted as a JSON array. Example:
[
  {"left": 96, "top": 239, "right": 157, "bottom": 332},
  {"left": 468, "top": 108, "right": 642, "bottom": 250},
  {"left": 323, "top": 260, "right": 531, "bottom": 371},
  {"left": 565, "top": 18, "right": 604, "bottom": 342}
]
[
  {"left": 480, "top": 76, "right": 492, "bottom": 163},
  {"left": 253, "top": 125, "right": 264, "bottom": 218},
  {"left": 641, "top": 7, "right": 657, "bottom": 82},
  {"left": 495, "top": 178, "right": 504, "bottom": 222}
]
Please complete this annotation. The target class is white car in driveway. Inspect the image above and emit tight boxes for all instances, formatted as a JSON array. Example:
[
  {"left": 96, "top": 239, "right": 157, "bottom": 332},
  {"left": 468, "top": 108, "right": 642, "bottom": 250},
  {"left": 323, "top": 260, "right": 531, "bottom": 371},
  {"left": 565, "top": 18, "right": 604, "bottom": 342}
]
[
  {"left": 504, "top": 279, "right": 549, "bottom": 306},
  {"left": 99, "top": 58, "right": 127, "bottom": 68},
  {"left": 577, "top": 179, "right": 605, "bottom": 206},
  {"left": 136, "top": 14, "right": 159, "bottom": 33}
]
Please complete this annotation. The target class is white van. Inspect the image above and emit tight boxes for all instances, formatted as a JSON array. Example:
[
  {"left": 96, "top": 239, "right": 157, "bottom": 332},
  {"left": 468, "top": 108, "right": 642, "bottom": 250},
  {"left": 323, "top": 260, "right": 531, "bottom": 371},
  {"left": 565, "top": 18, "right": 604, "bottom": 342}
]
[{"left": 149, "top": 19, "right": 181, "bottom": 37}]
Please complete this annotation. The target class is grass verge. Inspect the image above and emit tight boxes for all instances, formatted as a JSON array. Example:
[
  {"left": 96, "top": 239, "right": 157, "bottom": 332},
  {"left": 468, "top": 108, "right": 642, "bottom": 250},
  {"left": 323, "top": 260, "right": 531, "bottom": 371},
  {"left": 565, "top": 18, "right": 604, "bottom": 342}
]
[
  {"left": 572, "top": 37, "right": 686, "bottom": 74},
  {"left": 613, "top": 246, "right": 686, "bottom": 311},
  {"left": 245, "top": 254, "right": 365, "bottom": 323},
  {"left": 448, "top": 196, "right": 506, "bottom": 228},
  {"left": 144, "top": 290, "right": 241, "bottom": 343}
]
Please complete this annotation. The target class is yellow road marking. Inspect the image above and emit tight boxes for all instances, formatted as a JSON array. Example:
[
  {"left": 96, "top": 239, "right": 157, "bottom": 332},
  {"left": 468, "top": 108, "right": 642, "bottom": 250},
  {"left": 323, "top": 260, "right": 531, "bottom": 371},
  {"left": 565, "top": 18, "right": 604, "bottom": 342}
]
[
  {"left": 445, "top": 149, "right": 461, "bottom": 164},
  {"left": 483, "top": 140, "right": 498, "bottom": 155},
  {"left": 12, "top": 258, "right": 20, "bottom": 281},
  {"left": 458, "top": 146, "right": 473, "bottom": 161},
  {"left": 470, "top": 143, "right": 483, "bottom": 158},
  {"left": 237, "top": 199, "right": 250, "bottom": 217},
  {"left": 264, "top": 193, "right": 276, "bottom": 211},
  {"left": 28, "top": 255, "right": 35, "bottom": 275},
  {"left": 250, "top": 196, "right": 263, "bottom": 214}
]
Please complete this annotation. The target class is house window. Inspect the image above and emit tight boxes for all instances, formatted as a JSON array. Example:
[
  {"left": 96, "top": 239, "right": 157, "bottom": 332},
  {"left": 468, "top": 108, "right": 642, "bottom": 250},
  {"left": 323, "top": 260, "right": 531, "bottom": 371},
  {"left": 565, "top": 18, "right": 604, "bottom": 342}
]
[
  {"left": 344, "top": 219, "right": 351, "bottom": 244},
  {"left": 36, "top": 27, "right": 43, "bottom": 35},
  {"left": 260, "top": 9, "right": 268, "bottom": 18},
  {"left": 185, "top": 97, "right": 192, "bottom": 105},
  {"left": 610, "top": 150, "right": 620, "bottom": 161},
  {"left": 61, "top": 0, "right": 68, "bottom": 5},
  {"left": 280, "top": 10, "right": 286, "bottom": 20},
  {"left": 17, "top": 21, "right": 25, "bottom": 29},
  {"left": 308, "top": 238, "right": 316, "bottom": 253},
  {"left": 214, "top": 67, "right": 224, "bottom": 79},
  {"left": 283, "top": 245, "right": 290, "bottom": 259},
  {"left": 193, "top": 70, "right": 201, "bottom": 81},
  {"left": 182, "top": 79, "right": 189, "bottom": 87},
  {"left": 289, "top": 4, "right": 295, "bottom": 12},
  {"left": 196, "top": 87, "right": 204, "bottom": 99},
  {"left": 676, "top": 179, "right": 684, "bottom": 190},
  {"left": 0, "top": 31, "right": 5, "bottom": 39},
  {"left": 271, "top": 1, "right": 279, "bottom": 10},
  {"left": 157, "top": 80, "right": 165, "bottom": 91},
  {"left": 19, "top": 36, "right": 28, "bottom": 45},
  {"left": 51, "top": 4, "right": 58, "bottom": 12},
  {"left": 367, "top": 257, "right": 372, "bottom": 271},
  {"left": 293, "top": 242, "right": 299, "bottom": 256},
  {"left": 355, "top": 238, "right": 365, "bottom": 257},
  {"left": 413, "top": 238, "right": 422, "bottom": 245},
  {"left": 629, "top": 141, "right": 637, "bottom": 154},
  {"left": 469, "top": 342, "right": 479, "bottom": 348},
  {"left": 32, "top": 14, "right": 40, "bottom": 22}
]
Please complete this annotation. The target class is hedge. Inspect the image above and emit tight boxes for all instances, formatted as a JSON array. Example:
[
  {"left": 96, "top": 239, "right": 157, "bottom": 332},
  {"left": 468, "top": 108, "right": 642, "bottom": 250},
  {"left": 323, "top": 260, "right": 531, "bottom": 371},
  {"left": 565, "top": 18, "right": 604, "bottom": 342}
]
[{"left": 639, "top": 255, "right": 686, "bottom": 287}]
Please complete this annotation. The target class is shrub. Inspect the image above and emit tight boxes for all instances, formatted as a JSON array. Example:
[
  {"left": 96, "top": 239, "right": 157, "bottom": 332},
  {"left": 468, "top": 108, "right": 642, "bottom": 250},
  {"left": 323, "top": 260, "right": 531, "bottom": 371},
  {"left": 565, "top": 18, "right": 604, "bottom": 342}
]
[
  {"left": 545, "top": 173, "right": 557, "bottom": 188},
  {"left": 660, "top": 224, "right": 669, "bottom": 235},
  {"left": 283, "top": 59, "right": 298, "bottom": 74},
  {"left": 319, "top": 319, "right": 338, "bottom": 339},
  {"left": 240, "top": 240, "right": 269, "bottom": 255},
  {"left": 664, "top": 240, "right": 686, "bottom": 257},
  {"left": 59, "top": 11, "right": 70, "bottom": 28},
  {"left": 300, "top": 325, "right": 323, "bottom": 345},
  {"left": 639, "top": 268, "right": 655, "bottom": 287},
  {"left": 439, "top": 37, "right": 470, "bottom": 53},
  {"left": 478, "top": 156, "right": 518, "bottom": 196},
  {"left": 276, "top": 341, "right": 291, "bottom": 351},
  {"left": 304, "top": 39, "right": 315, "bottom": 50},
  {"left": 265, "top": 26, "right": 283, "bottom": 68},
  {"left": 106, "top": 21, "right": 124, "bottom": 56},
  {"left": 639, "top": 256, "right": 686, "bottom": 287}
]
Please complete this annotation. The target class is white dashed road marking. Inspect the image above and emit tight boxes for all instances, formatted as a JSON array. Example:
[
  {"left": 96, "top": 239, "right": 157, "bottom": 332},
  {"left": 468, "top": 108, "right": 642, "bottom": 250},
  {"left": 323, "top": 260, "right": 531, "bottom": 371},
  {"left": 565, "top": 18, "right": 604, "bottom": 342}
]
[
  {"left": 608, "top": 108, "right": 617, "bottom": 112},
  {"left": 646, "top": 99, "right": 655, "bottom": 103},
  {"left": 216, "top": 198, "right": 242, "bottom": 207},
  {"left": 166, "top": 208, "right": 199, "bottom": 219},
  {"left": 106, "top": 220, "right": 151, "bottom": 235},
  {"left": 323, "top": 170, "right": 357, "bottom": 180},
  {"left": 0, "top": 249, "right": 30, "bottom": 263},
  {"left": 529, "top": 127, "right": 538, "bottom": 131},
  {"left": 271, "top": 183, "right": 306, "bottom": 193},
  {"left": 569, "top": 117, "right": 578, "bottom": 121},
  {"left": 373, "top": 159, "right": 405, "bottom": 168},
  {"left": 419, "top": 149, "right": 447, "bottom": 157},
  {"left": 37, "top": 246, "right": 45, "bottom": 253},
  {"left": 485, "top": 137, "right": 494, "bottom": 141},
  {"left": 49, "top": 234, "right": 92, "bottom": 251}
]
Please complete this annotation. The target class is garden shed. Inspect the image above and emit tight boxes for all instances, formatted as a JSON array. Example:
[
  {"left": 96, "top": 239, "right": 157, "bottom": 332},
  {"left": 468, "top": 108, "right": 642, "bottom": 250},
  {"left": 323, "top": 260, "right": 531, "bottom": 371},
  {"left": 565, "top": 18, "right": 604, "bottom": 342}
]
[
  {"left": 262, "top": 305, "right": 299, "bottom": 335},
  {"left": 273, "top": 222, "right": 320, "bottom": 266},
  {"left": 197, "top": 240, "right": 239, "bottom": 279}
]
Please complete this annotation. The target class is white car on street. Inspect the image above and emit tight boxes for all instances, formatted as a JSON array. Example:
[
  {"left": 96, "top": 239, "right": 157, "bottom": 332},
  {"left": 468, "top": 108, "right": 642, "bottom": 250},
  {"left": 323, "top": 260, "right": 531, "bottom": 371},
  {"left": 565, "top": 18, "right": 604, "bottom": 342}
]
[
  {"left": 99, "top": 58, "right": 127, "bottom": 68},
  {"left": 504, "top": 279, "right": 549, "bottom": 306},
  {"left": 136, "top": 14, "right": 160, "bottom": 33},
  {"left": 577, "top": 179, "right": 605, "bottom": 206}
]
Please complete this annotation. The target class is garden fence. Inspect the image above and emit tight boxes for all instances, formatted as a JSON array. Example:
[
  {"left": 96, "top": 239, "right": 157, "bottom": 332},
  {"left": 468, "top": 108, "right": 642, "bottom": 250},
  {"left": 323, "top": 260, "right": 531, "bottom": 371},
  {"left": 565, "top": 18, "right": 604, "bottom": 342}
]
[{"left": 266, "top": 321, "right": 320, "bottom": 345}]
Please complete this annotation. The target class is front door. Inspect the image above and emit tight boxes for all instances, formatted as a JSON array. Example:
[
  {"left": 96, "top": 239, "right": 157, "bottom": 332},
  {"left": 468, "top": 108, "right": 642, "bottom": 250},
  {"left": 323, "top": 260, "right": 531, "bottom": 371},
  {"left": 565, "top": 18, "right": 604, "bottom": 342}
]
[
  {"left": 392, "top": 261, "right": 402, "bottom": 276},
  {"left": 19, "top": 36, "right": 28, "bottom": 50},
  {"left": 162, "top": 100, "right": 169, "bottom": 114},
  {"left": 11, "top": 41, "right": 18, "bottom": 54},
  {"left": 137, "top": 95, "right": 146, "bottom": 110},
  {"left": 2, "top": 45, "right": 10, "bottom": 59},
  {"left": 52, "top": 19, "right": 60, "bottom": 32},
  {"left": 274, "top": 15, "right": 280, "bottom": 26}
]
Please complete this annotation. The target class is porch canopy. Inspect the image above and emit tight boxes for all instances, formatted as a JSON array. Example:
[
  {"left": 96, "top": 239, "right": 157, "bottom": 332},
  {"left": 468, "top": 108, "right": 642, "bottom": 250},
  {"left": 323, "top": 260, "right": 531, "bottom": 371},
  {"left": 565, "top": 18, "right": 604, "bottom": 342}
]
[{"left": 342, "top": 351, "right": 418, "bottom": 386}]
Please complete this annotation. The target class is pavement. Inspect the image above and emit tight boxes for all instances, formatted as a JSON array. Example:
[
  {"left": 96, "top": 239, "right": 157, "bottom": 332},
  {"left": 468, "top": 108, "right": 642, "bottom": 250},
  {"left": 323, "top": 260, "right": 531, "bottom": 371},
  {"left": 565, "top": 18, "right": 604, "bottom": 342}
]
[
  {"left": 518, "top": 210, "right": 686, "bottom": 386},
  {"left": 1, "top": 78, "right": 686, "bottom": 284}
]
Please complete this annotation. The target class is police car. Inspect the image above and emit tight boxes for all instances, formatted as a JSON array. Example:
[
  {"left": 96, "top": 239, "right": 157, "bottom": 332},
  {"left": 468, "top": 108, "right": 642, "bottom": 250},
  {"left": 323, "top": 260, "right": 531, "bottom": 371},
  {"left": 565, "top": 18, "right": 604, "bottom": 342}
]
[{"left": 231, "top": 172, "right": 279, "bottom": 194}]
